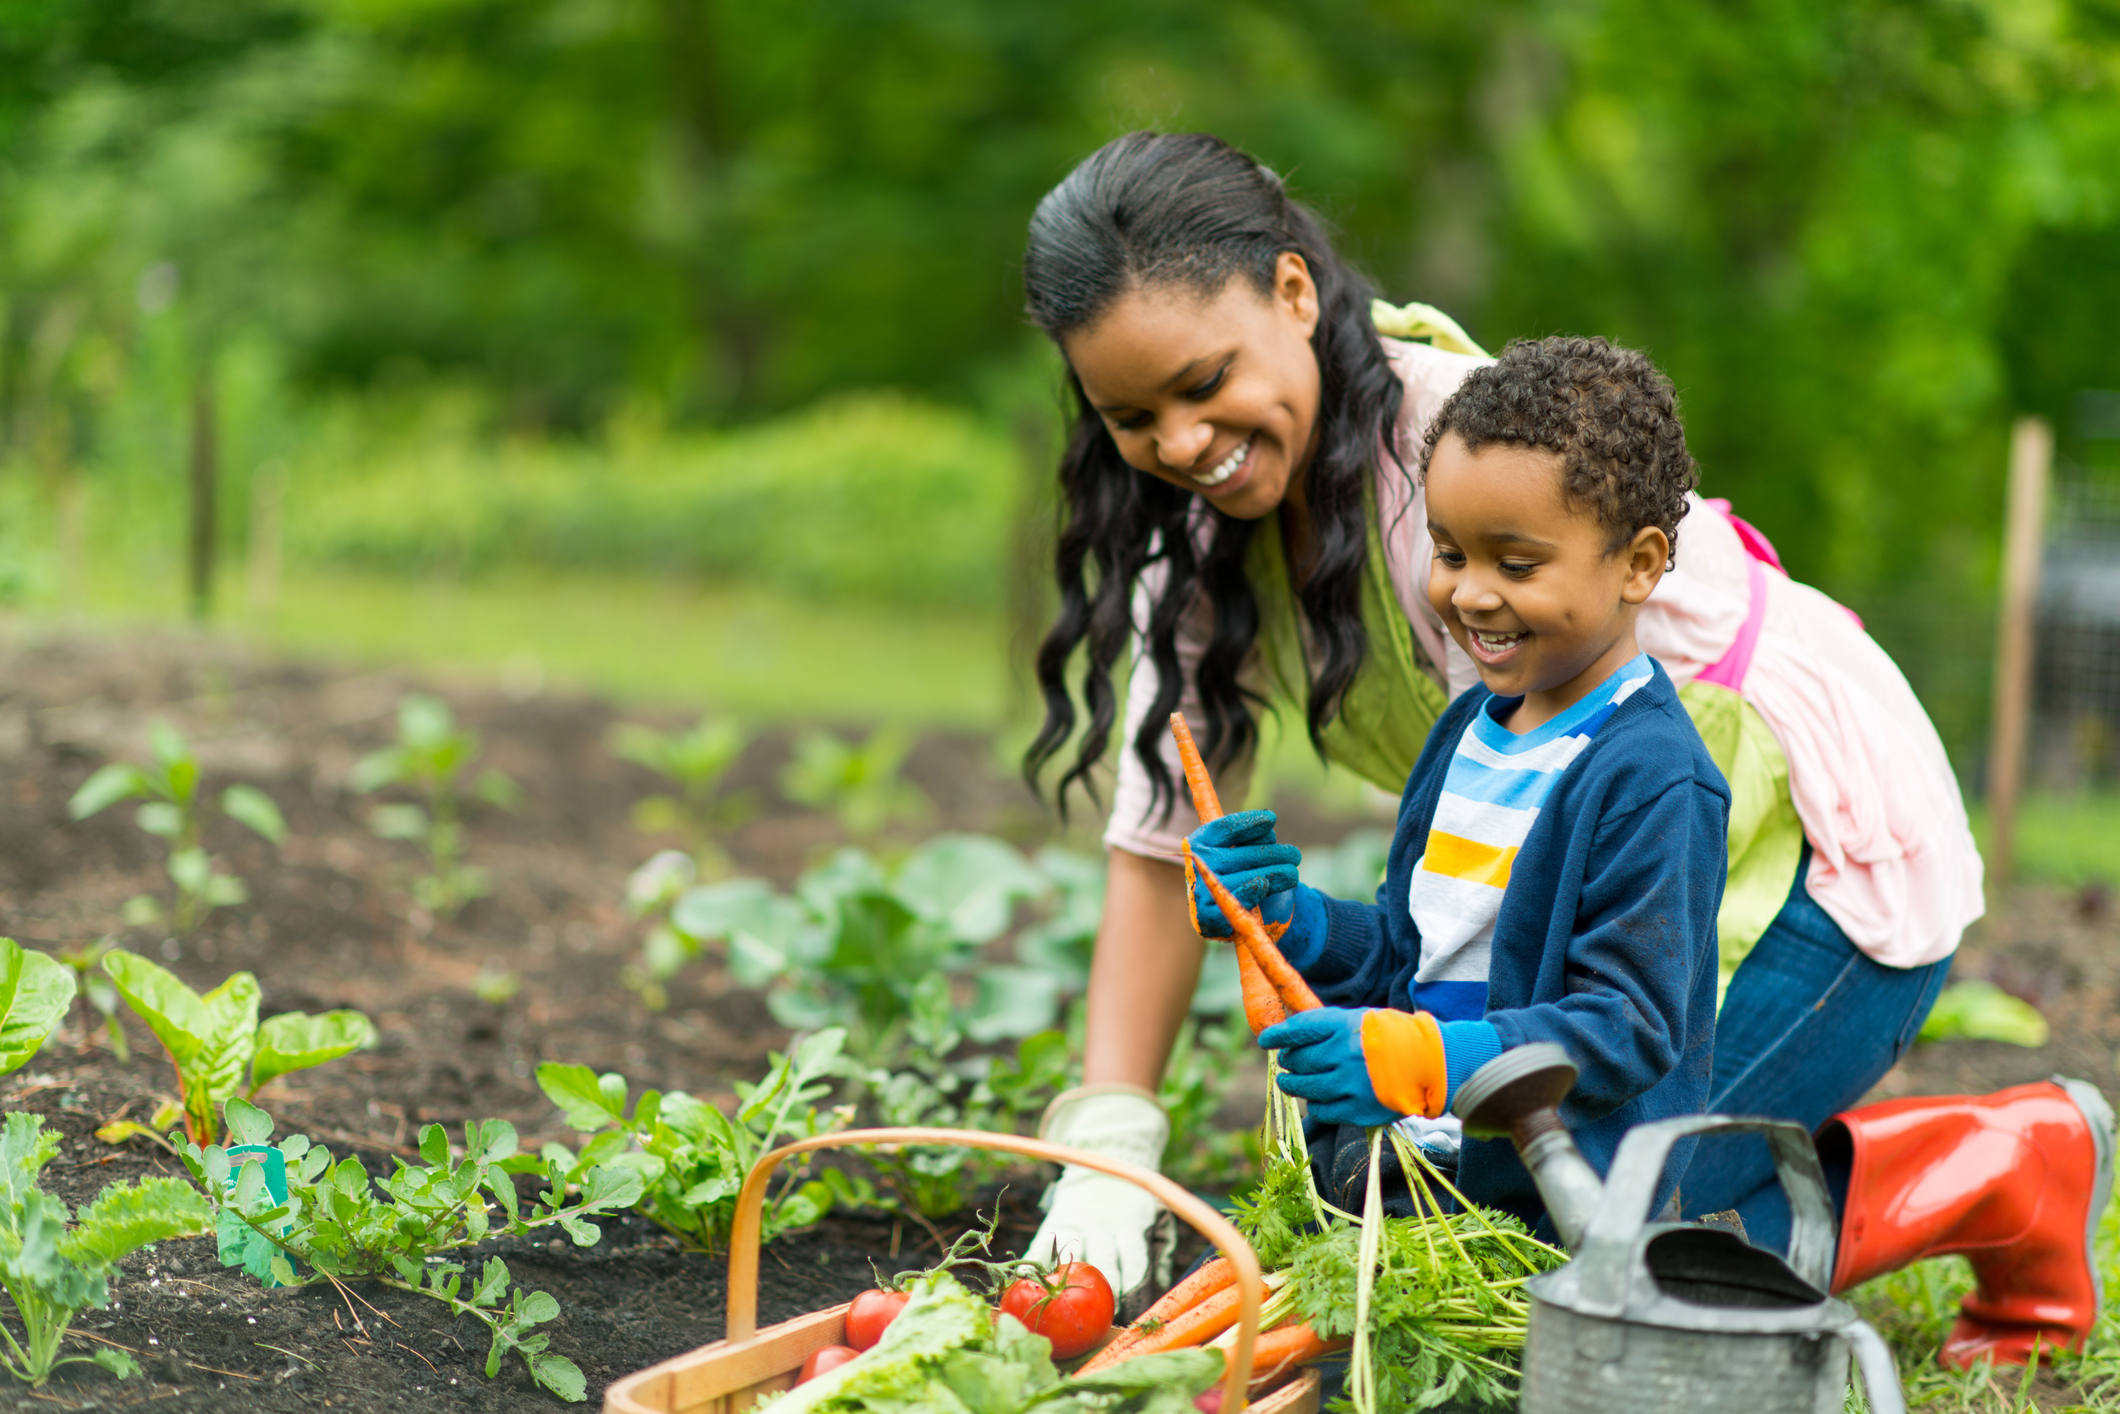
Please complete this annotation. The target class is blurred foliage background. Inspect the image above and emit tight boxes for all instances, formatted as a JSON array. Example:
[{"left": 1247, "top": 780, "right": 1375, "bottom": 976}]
[{"left": 3, "top": 0, "right": 2119, "bottom": 783}]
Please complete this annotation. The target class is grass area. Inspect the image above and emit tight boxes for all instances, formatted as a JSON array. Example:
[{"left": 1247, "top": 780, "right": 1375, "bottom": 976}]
[
  {"left": 61, "top": 568, "right": 1017, "bottom": 726},
  {"left": 1970, "top": 793, "right": 2120, "bottom": 888}
]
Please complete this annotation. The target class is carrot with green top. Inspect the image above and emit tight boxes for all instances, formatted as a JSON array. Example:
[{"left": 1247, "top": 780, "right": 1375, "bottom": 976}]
[
  {"left": 1114, "top": 1282, "right": 1245, "bottom": 1357},
  {"left": 1243, "top": 1322, "right": 1346, "bottom": 1383},
  {"left": 1189, "top": 849, "right": 1322, "bottom": 1014}
]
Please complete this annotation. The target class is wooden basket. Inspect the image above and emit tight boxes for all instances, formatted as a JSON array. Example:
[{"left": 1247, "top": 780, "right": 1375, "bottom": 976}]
[{"left": 601, "top": 1126, "right": 1322, "bottom": 1414}]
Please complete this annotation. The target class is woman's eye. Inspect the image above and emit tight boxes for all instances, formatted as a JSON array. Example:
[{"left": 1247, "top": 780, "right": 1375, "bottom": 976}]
[
  {"left": 1186, "top": 367, "right": 1227, "bottom": 400},
  {"left": 1111, "top": 413, "right": 1151, "bottom": 433}
]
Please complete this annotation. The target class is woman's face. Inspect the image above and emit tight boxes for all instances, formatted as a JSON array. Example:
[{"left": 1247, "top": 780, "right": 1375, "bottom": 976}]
[{"left": 1061, "top": 252, "right": 1322, "bottom": 521}]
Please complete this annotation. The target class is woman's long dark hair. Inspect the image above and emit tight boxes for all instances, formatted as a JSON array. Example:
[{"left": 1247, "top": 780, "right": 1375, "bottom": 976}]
[{"left": 1021, "top": 131, "right": 1406, "bottom": 823}]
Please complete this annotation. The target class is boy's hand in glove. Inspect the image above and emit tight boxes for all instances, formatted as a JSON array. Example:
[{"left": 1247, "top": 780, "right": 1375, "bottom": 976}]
[
  {"left": 1259, "top": 1007, "right": 1504, "bottom": 1126},
  {"left": 1184, "top": 810, "right": 1301, "bottom": 936}
]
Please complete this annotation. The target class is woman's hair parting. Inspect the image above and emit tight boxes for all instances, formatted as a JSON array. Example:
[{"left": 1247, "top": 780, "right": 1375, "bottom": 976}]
[
  {"left": 1020, "top": 131, "right": 1405, "bottom": 820},
  {"left": 1420, "top": 335, "right": 1698, "bottom": 561}
]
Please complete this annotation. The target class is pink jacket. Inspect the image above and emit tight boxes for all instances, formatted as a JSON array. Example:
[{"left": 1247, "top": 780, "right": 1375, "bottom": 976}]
[{"left": 1106, "top": 339, "right": 1982, "bottom": 970}]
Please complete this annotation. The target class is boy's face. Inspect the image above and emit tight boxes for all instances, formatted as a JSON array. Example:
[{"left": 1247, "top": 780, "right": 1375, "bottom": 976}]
[{"left": 1425, "top": 432, "right": 1669, "bottom": 726}]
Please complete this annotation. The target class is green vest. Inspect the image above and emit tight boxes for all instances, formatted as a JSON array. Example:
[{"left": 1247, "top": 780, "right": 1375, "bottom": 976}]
[{"left": 1244, "top": 514, "right": 1802, "bottom": 1006}]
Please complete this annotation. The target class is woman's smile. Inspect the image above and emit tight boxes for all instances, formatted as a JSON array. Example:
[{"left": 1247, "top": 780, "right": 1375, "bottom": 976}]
[{"left": 1189, "top": 434, "right": 1255, "bottom": 490}]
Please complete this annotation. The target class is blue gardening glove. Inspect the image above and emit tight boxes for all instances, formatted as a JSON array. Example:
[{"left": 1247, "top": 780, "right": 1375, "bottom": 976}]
[
  {"left": 1260, "top": 1008, "right": 1507, "bottom": 1127},
  {"left": 1184, "top": 810, "right": 1300, "bottom": 937}
]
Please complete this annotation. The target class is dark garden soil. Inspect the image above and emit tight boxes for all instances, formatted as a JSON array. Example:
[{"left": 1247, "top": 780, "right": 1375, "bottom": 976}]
[{"left": 0, "top": 627, "right": 2113, "bottom": 1411}]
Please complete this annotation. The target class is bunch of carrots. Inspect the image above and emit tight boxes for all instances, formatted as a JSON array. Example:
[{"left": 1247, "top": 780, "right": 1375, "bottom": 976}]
[{"left": 1078, "top": 1255, "right": 1345, "bottom": 1397}]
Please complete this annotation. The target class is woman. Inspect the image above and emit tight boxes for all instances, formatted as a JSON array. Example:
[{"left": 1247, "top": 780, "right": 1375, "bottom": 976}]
[{"left": 1017, "top": 131, "right": 2107, "bottom": 1369}]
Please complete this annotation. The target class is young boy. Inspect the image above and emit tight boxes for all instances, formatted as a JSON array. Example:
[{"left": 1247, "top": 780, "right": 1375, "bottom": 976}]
[{"left": 1187, "top": 335, "right": 1730, "bottom": 1229}]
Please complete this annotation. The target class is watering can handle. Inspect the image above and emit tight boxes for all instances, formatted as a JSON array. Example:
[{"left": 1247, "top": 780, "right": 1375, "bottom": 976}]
[
  {"left": 1836, "top": 1317, "right": 1908, "bottom": 1414},
  {"left": 1573, "top": 1113, "right": 1839, "bottom": 1298}
]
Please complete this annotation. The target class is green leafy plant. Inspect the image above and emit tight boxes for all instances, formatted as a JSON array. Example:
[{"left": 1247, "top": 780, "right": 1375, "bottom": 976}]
[
  {"left": 780, "top": 725, "right": 931, "bottom": 840},
  {"left": 1157, "top": 1017, "right": 1262, "bottom": 1192},
  {"left": 608, "top": 713, "right": 753, "bottom": 868},
  {"left": 0, "top": 942, "right": 74, "bottom": 1078},
  {"left": 661, "top": 834, "right": 1054, "bottom": 1061},
  {"left": 536, "top": 1028, "right": 872, "bottom": 1254},
  {"left": 852, "top": 976, "right": 1073, "bottom": 1219},
  {"left": 1918, "top": 981, "right": 2051, "bottom": 1048},
  {"left": 191, "top": 1097, "right": 640, "bottom": 1402},
  {"left": 616, "top": 849, "right": 705, "bottom": 1010},
  {"left": 66, "top": 722, "right": 288, "bottom": 934},
  {"left": 48, "top": 938, "right": 127, "bottom": 1060},
  {"left": 0, "top": 1112, "right": 212, "bottom": 1386},
  {"left": 97, "top": 952, "right": 375, "bottom": 1147},
  {"left": 350, "top": 693, "right": 519, "bottom": 917}
]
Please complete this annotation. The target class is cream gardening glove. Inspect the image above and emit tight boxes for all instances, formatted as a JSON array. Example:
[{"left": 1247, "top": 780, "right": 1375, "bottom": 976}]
[{"left": 1024, "top": 1085, "right": 1175, "bottom": 1305}]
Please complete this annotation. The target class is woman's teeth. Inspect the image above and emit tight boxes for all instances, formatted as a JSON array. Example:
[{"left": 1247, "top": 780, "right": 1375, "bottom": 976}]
[
  {"left": 1192, "top": 436, "right": 1252, "bottom": 488},
  {"left": 1470, "top": 629, "right": 1527, "bottom": 654}
]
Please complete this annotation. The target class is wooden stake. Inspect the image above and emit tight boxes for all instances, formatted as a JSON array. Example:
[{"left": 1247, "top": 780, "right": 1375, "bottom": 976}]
[{"left": 1986, "top": 416, "right": 2051, "bottom": 886}]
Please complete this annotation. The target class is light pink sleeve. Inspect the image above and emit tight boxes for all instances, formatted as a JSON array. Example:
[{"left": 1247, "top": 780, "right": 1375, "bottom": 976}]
[{"left": 1374, "top": 339, "right": 1487, "bottom": 691}]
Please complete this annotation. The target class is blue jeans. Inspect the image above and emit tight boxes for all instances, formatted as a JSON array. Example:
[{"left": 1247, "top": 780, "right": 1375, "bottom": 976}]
[{"left": 1677, "top": 847, "right": 1952, "bottom": 1254}]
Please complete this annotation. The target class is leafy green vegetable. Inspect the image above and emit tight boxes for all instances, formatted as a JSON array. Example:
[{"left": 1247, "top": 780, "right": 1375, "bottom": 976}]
[
  {"left": 1918, "top": 980, "right": 2050, "bottom": 1048},
  {"left": 609, "top": 713, "right": 753, "bottom": 868},
  {"left": 100, "top": 953, "right": 375, "bottom": 1146},
  {"left": 188, "top": 1098, "right": 638, "bottom": 1401},
  {"left": 0, "top": 1112, "right": 212, "bottom": 1386},
  {"left": 0, "top": 942, "right": 74, "bottom": 1078},
  {"left": 536, "top": 1027, "right": 874, "bottom": 1254},
  {"left": 350, "top": 693, "right": 517, "bottom": 918},
  {"left": 753, "top": 1273, "right": 1222, "bottom": 1414},
  {"left": 779, "top": 725, "right": 931, "bottom": 841},
  {"left": 66, "top": 723, "right": 286, "bottom": 934}
]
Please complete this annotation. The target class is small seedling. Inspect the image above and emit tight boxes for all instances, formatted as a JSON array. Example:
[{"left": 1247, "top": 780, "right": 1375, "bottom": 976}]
[
  {"left": 607, "top": 714, "right": 752, "bottom": 870},
  {"left": 67, "top": 722, "right": 288, "bottom": 934},
  {"left": 350, "top": 693, "right": 519, "bottom": 918},
  {"left": 0, "top": 1112, "right": 211, "bottom": 1386},
  {"left": 779, "top": 725, "right": 931, "bottom": 840},
  {"left": 95, "top": 952, "right": 375, "bottom": 1148},
  {"left": 616, "top": 850, "right": 700, "bottom": 1010},
  {"left": 536, "top": 1028, "right": 873, "bottom": 1254},
  {"left": 194, "top": 1098, "right": 640, "bottom": 1402},
  {"left": 45, "top": 938, "right": 125, "bottom": 1059}
]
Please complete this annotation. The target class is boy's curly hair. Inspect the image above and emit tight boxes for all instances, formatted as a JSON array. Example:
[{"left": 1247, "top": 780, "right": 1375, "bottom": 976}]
[{"left": 1419, "top": 335, "right": 1698, "bottom": 561}]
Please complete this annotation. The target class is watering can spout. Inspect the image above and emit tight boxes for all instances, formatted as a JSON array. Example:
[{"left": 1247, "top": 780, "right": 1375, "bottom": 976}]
[{"left": 1452, "top": 1043, "right": 1603, "bottom": 1249}]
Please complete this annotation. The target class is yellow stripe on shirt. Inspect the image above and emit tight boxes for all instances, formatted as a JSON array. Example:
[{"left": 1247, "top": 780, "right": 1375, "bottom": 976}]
[{"left": 1419, "top": 831, "right": 1517, "bottom": 889}]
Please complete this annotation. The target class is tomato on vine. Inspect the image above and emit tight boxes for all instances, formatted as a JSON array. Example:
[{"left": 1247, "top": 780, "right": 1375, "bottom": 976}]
[{"left": 998, "top": 1261, "right": 1114, "bottom": 1360}]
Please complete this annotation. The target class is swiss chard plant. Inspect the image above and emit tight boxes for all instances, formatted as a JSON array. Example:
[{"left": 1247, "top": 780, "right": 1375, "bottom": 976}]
[
  {"left": 779, "top": 725, "right": 931, "bottom": 840},
  {"left": 0, "top": 940, "right": 76, "bottom": 1077},
  {"left": 0, "top": 1112, "right": 212, "bottom": 1386},
  {"left": 194, "top": 1098, "right": 640, "bottom": 1402},
  {"left": 607, "top": 713, "right": 752, "bottom": 868},
  {"left": 48, "top": 937, "right": 127, "bottom": 1059},
  {"left": 66, "top": 722, "right": 288, "bottom": 934},
  {"left": 536, "top": 1027, "right": 872, "bottom": 1255},
  {"left": 96, "top": 952, "right": 375, "bottom": 1148},
  {"left": 350, "top": 693, "right": 519, "bottom": 918}
]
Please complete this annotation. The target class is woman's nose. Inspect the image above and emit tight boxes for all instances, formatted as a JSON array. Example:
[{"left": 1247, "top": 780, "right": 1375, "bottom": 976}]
[{"left": 1154, "top": 416, "right": 1213, "bottom": 471}]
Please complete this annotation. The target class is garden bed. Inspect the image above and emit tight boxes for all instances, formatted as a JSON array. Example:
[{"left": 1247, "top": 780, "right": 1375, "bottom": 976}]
[{"left": 0, "top": 628, "right": 2114, "bottom": 1412}]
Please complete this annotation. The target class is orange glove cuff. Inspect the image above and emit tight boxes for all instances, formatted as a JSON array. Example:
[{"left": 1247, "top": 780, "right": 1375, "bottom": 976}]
[{"left": 1361, "top": 1009, "right": 1448, "bottom": 1119}]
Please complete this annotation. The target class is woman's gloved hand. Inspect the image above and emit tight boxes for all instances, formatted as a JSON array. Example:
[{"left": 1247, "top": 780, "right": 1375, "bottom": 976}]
[
  {"left": 1022, "top": 1086, "right": 1174, "bottom": 1307},
  {"left": 1184, "top": 810, "right": 1301, "bottom": 936},
  {"left": 1259, "top": 1007, "right": 1456, "bottom": 1126}
]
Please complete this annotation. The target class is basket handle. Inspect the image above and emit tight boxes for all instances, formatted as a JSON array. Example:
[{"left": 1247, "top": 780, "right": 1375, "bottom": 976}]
[{"left": 727, "top": 1126, "right": 1265, "bottom": 1412}]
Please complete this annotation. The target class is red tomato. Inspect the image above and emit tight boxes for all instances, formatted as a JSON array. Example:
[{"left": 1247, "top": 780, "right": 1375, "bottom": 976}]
[
  {"left": 998, "top": 1262, "right": 1115, "bottom": 1360},
  {"left": 844, "top": 1289, "right": 911, "bottom": 1351},
  {"left": 798, "top": 1344, "right": 860, "bottom": 1383}
]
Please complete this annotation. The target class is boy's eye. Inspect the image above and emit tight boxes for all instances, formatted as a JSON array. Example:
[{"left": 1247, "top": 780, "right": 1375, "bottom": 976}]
[
  {"left": 1433, "top": 547, "right": 1465, "bottom": 567},
  {"left": 1501, "top": 560, "right": 1537, "bottom": 578}
]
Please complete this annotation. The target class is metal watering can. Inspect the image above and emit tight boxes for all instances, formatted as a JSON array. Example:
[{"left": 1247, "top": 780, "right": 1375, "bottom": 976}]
[{"left": 1452, "top": 1044, "right": 1905, "bottom": 1414}]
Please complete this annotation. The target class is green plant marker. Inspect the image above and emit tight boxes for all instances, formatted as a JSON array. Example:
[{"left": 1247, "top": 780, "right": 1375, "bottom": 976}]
[{"left": 218, "top": 1145, "right": 293, "bottom": 1287}]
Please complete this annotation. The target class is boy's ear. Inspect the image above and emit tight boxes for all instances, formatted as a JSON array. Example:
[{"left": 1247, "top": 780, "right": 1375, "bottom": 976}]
[{"left": 1619, "top": 526, "right": 1670, "bottom": 606}]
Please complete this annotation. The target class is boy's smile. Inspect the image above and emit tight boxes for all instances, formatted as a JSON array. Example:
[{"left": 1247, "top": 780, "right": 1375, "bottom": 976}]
[{"left": 1425, "top": 433, "right": 1669, "bottom": 734}]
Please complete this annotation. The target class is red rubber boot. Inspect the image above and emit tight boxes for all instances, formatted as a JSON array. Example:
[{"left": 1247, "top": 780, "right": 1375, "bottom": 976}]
[{"left": 1822, "top": 1077, "right": 2114, "bottom": 1368}]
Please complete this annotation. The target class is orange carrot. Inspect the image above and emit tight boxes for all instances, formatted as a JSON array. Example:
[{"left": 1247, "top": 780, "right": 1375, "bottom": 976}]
[
  {"left": 1078, "top": 1258, "right": 1238, "bottom": 1373},
  {"left": 1234, "top": 943, "right": 1287, "bottom": 1034},
  {"left": 1118, "top": 1283, "right": 1244, "bottom": 1357},
  {"left": 1190, "top": 851, "right": 1321, "bottom": 1015},
  {"left": 1245, "top": 1322, "right": 1347, "bottom": 1384},
  {"left": 1168, "top": 712, "right": 1224, "bottom": 820}
]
